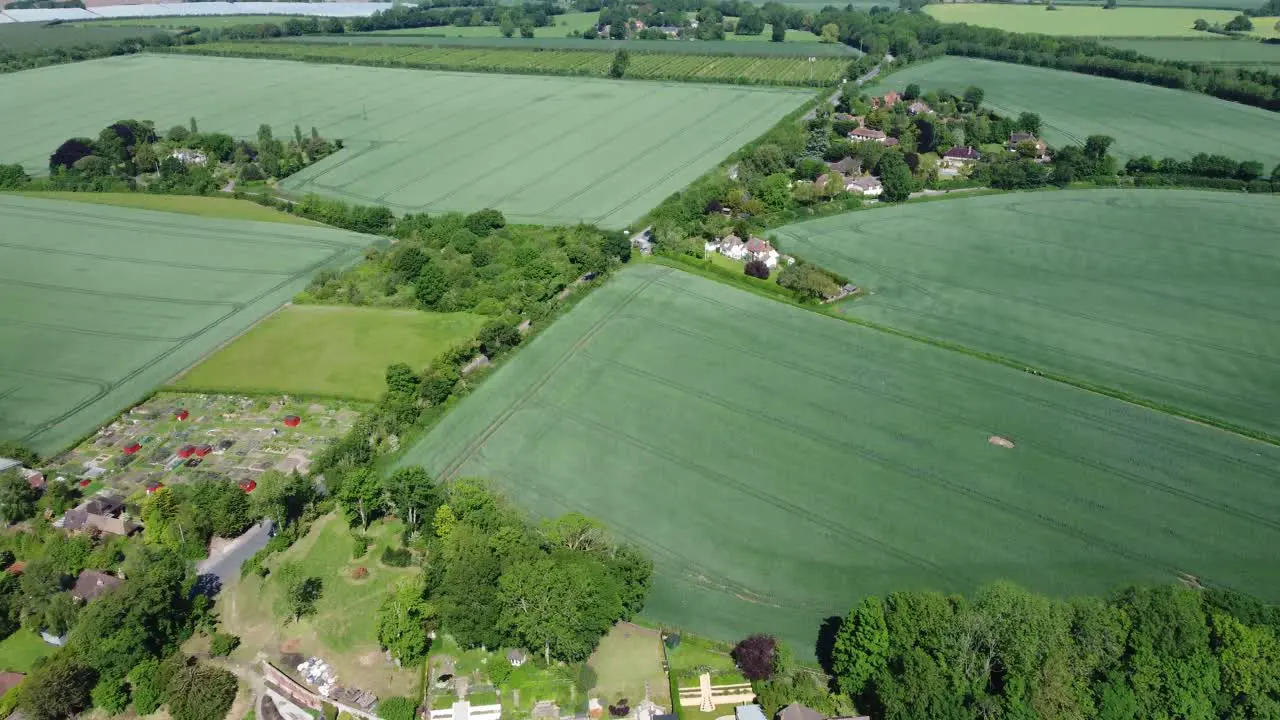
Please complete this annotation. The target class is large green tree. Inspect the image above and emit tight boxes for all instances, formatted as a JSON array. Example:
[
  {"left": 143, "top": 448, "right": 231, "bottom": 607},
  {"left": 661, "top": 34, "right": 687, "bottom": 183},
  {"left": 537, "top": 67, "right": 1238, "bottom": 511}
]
[
  {"left": 18, "top": 654, "right": 96, "bottom": 720},
  {"left": 497, "top": 552, "right": 622, "bottom": 663},
  {"left": 383, "top": 466, "right": 441, "bottom": 531},
  {"left": 832, "top": 596, "right": 889, "bottom": 697},
  {"left": 377, "top": 577, "right": 436, "bottom": 665},
  {"left": 0, "top": 470, "right": 39, "bottom": 524},
  {"left": 339, "top": 466, "right": 384, "bottom": 530},
  {"left": 275, "top": 561, "right": 323, "bottom": 623},
  {"left": 165, "top": 659, "right": 239, "bottom": 720}
]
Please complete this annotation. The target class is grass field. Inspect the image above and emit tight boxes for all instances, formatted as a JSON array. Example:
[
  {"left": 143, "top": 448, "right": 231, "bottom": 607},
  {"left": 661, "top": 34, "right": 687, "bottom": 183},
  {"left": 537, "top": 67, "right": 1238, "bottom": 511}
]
[
  {"left": 173, "top": 305, "right": 485, "bottom": 400},
  {"left": 588, "top": 623, "right": 671, "bottom": 710},
  {"left": 15, "top": 191, "right": 319, "bottom": 225},
  {"left": 877, "top": 57, "right": 1280, "bottom": 165},
  {"left": 0, "top": 54, "right": 810, "bottom": 228},
  {"left": 275, "top": 33, "right": 859, "bottom": 56},
  {"left": 925, "top": 5, "right": 1246, "bottom": 37},
  {"left": 220, "top": 513, "right": 420, "bottom": 698},
  {"left": 725, "top": 28, "right": 821, "bottom": 42},
  {"left": 397, "top": 264, "right": 1280, "bottom": 655},
  {"left": 773, "top": 189, "right": 1280, "bottom": 438},
  {"left": 1106, "top": 37, "right": 1280, "bottom": 65},
  {"left": 0, "top": 22, "right": 167, "bottom": 51},
  {"left": 378, "top": 11, "right": 598, "bottom": 37},
  {"left": 0, "top": 629, "right": 53, "bottom": 673},
  {"left": 0, "top": 194, "right": 371, "bottom": 455}
]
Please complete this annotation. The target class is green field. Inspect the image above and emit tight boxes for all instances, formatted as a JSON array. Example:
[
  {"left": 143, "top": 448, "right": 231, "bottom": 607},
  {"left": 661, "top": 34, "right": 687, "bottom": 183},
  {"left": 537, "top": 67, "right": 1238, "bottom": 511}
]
[
  {"left": 378, "top": 11, "right": 598, "bottom": 37},
  {"left": 398, "top": 264, "right": 1280, "bottom": 654},
  {"left": 925, "top": 4, "right": 1246, "bottom": 37},
  {"left": 877, "top": 56, "right": 1280, "bottom": 165},
  {"left": 173, "top": 305, "right": 485, "bottom": 400},
  {"left": 0, "top": 22, "right": 167, "bottom": 51},
  {"left": 275, "top": 32, "right": 859, "bottom": 56},
  {"left": 81, "top": 14, "right": 349, "bottom": 29},
  {"left": 0, "top": 54, "right": 810, "bottom": 227},
  {"left": 0, "top": 629, "right": 53, "bottom": 673},
  {"left": 725, "top": 28, "right": 821, "bottom": 42},
  {"left": 774, "top": 189, "right": 1280, "bottom": 438},
  {"left": 16, "top": 191, "right": 319, "bottom": 225},
  {"left": 0, "top": 194, "right": 371, "bottom": 455},
  {"left": 1106, "top": 37, "right": 1280, "bottom": 65}
]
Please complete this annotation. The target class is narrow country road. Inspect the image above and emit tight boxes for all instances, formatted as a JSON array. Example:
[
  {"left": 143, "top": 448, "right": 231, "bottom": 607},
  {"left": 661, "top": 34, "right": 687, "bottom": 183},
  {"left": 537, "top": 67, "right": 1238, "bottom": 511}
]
[{"left": 197, "top": 519, "right": 275, "bottom": 585}]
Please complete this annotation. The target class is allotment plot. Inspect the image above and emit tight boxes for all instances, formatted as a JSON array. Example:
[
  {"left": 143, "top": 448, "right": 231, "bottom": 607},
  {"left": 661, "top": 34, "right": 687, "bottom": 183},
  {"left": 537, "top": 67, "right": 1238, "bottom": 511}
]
[
  {"left": 774, "top": 189, "right": 1280, "bottom": 438},
  {"left": 0, "top": 54, "right": 811, "bottom": 228},
  {"left": 399, "top": 265, "right": 1280, "bottom": 653},
  {"left": 879, "top": 57, "right": 1280, "bottom": 165},
  {"left": 0, "top": 195, "right": 371, "bottom": 454}
]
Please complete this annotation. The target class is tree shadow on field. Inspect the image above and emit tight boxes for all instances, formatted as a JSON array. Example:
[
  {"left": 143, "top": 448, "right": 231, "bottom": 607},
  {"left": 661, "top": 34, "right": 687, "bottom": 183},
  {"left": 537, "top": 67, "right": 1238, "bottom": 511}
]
[{"left": 814, "top": 614, "right": 842, "bottom": 678}]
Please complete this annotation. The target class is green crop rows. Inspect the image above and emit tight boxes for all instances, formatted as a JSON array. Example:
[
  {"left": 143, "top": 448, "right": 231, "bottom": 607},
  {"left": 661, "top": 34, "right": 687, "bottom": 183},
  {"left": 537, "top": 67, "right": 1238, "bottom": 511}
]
[
  {"left": 0, "top": 22, "right": 168, "bottom": 52},
  {"left": 175, "top": 41, "right": 849, "bottom": 85},
  {"left": 877, "top": 57, "right": 1280, "bottom": 165},
  {"left": 399, "top": 263, "right": 1280, "bottom": 653},
  {"left": 1105, "top": 38, "right": 1280, "bottom": 67},
  {"left": 773, "top": 189, "right": 1280, "bottom": 438},
  {"left": 0, "top": 54, "right": 809, "bottom": 227},
  {"left": 277, "top": 33, "right": 860, "bottom": 57},
  {"left": 0, "top": 194, "right": 371, "bottom": 454}
]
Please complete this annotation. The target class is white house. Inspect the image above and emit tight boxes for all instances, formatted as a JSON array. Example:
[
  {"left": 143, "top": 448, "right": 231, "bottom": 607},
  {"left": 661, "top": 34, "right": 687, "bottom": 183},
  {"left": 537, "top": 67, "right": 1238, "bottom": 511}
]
[
  {"left": 718, "top": 234, "right": 747, "bottom": 260},
  {"left": 847, "top": 127, "right": 887, "bottom": 143},
  {"left": 170, "top": 149, "right": 208, "bottom": 165},
  {"left": 846, "top": 175, "right": 883, "bottom": 197},
  {"left": 745, "top": 236, "right": 780, "bottom": 269}
]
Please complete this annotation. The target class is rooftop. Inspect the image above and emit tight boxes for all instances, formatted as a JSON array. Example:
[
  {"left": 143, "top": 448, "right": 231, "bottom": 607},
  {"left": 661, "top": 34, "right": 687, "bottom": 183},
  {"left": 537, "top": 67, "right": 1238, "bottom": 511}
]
[{"left": 71, "top": 570, "right": 123, "bottom": 602}]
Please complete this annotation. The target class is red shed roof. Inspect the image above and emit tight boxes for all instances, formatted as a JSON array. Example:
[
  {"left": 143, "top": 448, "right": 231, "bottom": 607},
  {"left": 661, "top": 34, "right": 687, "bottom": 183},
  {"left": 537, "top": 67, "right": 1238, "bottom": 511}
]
[
  {"left": 122, "top": 443, "right": 140, "bottom": 455},
  {"left": 175, "top": 409, "right": 189, "bottom": 421},
  {"left": 283, "top": 415, "right": 301, "bottom": 428}
]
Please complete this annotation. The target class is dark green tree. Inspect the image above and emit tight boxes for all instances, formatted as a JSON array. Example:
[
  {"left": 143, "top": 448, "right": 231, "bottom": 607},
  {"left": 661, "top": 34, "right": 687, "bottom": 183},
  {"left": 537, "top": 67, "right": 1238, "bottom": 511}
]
[
  {"left": 18, "top": 654, "right": 96, "bottom": 720},
  {"left": 275, "top": 561, "right": 323, "bottom": 623},
  {"left": 876, "top": 152, "right": 914, "bottom": 202},
  {"left": 610, "top": 49, "right": 630, "bottom": 78},
  {"left": 498, "top": 552, "right": 623, "bottom": 663},
  {"left": 0, "top": 470, "right": 40, "bottom": 524},
  {"left": 770, "top": 21, "right": 786, "bottom": 41},
  {"left": 832, "top": 596, "right": 889, "bottom": 697}
]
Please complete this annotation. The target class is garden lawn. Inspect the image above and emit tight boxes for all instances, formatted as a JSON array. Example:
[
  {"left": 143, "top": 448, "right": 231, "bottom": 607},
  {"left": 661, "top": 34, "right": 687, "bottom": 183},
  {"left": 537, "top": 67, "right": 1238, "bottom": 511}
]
[
  {"left": 398, "top": 264, "right": 1280, "bottom": 657},
  {"left": 172, "top": 305, "right": 485, "bottom": 400},
  {"left": 0, "top": 194, "right": 371, "bottom": 455},
  {"left": 924, "top": 4, "right": 1242, "bottom": 37},
  {"left": 588, "top": 623, "right": 671, "bottom": 710},
  {"left": 0, "top": 629, "right": 53, "bottom": 673},
  {"left": 0, "top": 54, "right": 811, "bottom": 228},
  {"left": 15, "top": 191, "right": 319, "bottom": 225},
  {"left": 877, "top": 56, "right": 1280, "bottom": 165},
  {"left": 218, "top": 513, "right": 421, "bottom": 698},
  {"left": 773, "top": 189, "right": 1280, "bottom": 438}
]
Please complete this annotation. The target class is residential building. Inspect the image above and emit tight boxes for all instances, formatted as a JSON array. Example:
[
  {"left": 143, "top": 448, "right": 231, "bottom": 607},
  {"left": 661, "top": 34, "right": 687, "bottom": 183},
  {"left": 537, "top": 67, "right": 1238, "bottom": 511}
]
[
  {"left": 847, "top": 127, "right": 887, "bottom": 143},
  {"left": 778, "top": 704, "right": 825, "bottom": 720},
  {"left": 718, "top": 234, "right": 747, "bottom": 260},
  {"left": 56, "top": 492, "right": 139, "bottom": 536},
  {"left": 846, "top": 175, "right": 883, "bottom": 197},
  {"left": 907, "top": 100, "right": 932, "bottom": 115},
  {"left": 940, "top": 146, "right": 982, "bottom": 168},
  {"left": 826, "top": 156, "right": 861, "bottom": 176},
  {"left": 1008, "top": 132, "right": 1048, "bottom": 159},
  {"left": 883, "top": 137, "right": 900, "bottom": 148},
  {"left": 170, "top": 149, "right": 207, "bottom": 165},
  {"left": 871, "top": 90, "right": 900, "bottom": 109},
  {"left": 507, "top": 649, "right": 528, "bottom": 667},
  {"left": 745, "top": 236, "right": 780, "bottom": 269},
  {"left": 71, "top": 569, "right": 123, "bottom": 602}
]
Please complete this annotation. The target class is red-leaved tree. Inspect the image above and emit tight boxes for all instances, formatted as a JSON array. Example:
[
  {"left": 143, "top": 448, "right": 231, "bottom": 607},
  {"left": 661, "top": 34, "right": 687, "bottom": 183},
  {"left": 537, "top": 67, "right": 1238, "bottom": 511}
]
[{"left": 732, "top": 634, "right": 778, "bottom": 681}]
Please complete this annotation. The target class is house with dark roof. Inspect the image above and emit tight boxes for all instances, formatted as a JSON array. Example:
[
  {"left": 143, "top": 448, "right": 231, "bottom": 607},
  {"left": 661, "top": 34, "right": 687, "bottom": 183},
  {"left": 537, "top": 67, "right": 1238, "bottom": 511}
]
[
  {"left": 56, "top": 492, "right": 138, "bottom": 537},
  {"left": 1008, "top": 132, "right": 1048, "bottom": 159},
  {"left": 71, "top": 570, "right": 123, "bottom": 602},
  {"left": 941, "top": 146, "right": 982, "bottom": 168},
  {"left": 845, "top": 175, "right": 883, "bottom": 197},
  {"left": 777, "top": 704, "right": 825, "bottom": 720},
  {"left": 826, "top": 156, "right": 861, "bottom": 176},
  {"left": 907, "top": 100, "right": 932, "bottom": 115}
]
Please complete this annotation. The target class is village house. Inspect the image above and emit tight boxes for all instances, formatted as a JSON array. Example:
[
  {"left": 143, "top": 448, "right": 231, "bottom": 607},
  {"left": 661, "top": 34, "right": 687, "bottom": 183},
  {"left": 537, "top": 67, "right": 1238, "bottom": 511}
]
[
  {"left": 907, "top": 100, "right": 932, "bottom": 115},
  {"left": 55, "top": 492, "right": 140, "bottom": 537},
  {"left": 170, "top": 149, "right": 208, "bottom": 165},
  {"left": 1008, "top": 132, "right": 1049, "bottom": 159},
  {"left": 71, "top": 569, "right": 123, "bottom": 603},
  {"left": 847, "top": 127, "right": 887, "bottom": 143},
  {"left": 871, "top": 90, "right": 900, "bottom": 109},
  {"left": 826, "top": 156, "right": 861, "bottom": 176},
  {"left": 712, "top": 234, "right": 748, "bottom": 260},
  {"left": 745, "top": 236, "right": 780, "bottom": 268},
  {"left": 777, "top": 703, "right": 871, "bottom": 720},
  {"left": 940, "top": 146, "right": 982, "bottom": 168},
  {"left": 846, "top": 175, "right": 883, "bottom": 197}
]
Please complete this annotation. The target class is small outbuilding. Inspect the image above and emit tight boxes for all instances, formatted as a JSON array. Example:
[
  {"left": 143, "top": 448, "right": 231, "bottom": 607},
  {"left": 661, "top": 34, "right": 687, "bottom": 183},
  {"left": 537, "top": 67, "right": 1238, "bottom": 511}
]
[
  {"left": 194, "top": 445, "right": 212, "bottom": 457},
  {"left": 177, "top": 445, "right": 195, "bottom": 459},
  {"left": 122, "top": 442, "right": 141, "bottom": 455},
  {"left": 507, "top": 648, "right": 529, "bottom": 667},
  {"left": 283, "top": 415, "right": 301, "bottom": 428},
  {"left": 174, "top": 409, "right": 189, "bottom": 421}
]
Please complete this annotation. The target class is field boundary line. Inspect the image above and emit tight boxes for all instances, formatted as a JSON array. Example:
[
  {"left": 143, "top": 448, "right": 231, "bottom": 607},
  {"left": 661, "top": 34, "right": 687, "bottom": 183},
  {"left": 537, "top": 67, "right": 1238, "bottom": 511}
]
[{"left": 435, "top": 268, "right": 671, "bottom": 481}]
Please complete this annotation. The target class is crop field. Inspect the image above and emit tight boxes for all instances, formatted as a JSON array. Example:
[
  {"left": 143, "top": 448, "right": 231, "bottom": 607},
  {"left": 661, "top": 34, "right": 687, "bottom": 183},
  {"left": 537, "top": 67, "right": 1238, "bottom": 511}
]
[
  {"left": 925, "top": 5, "right": 1244, "bottom": 37},
  {"left": 0, "top": 22, "right": 166, "bottom": 51},
  {"left": 173, "top": 305, "right": 485, "bottom": 400},
  {"left": 378, "top": 11, "right": 598, "bottom": 37},
  {"left": 275, "top": 33, "right": 859, "bottom": 56},
  {"left": 0, "top": 194, "right": 371, "bottom": 455},
  {"left": 76, "top": 14, "right": 310, "bottom": 28},
  {"left": 1051, "top": 0, "right": 1263, "bottom": 8},
  {"left": 183, "top": 40, "right": 851, "bottom": 81},
  {"left": 16, "top": 191, "right": 319, "bottom": 225},
  {"left": 0, "top": 54, "right": 809, "bottom": 227},
  {"left": 878, "top": 57, "right": 1280, "bottom": 164},
  {"left": 398, "top": 264, "right": 1280, "bottom": 653},
  {"left": 773, "top": 189, "right": 1280, "bottom": 438},
  {"left": 1106, "top": 37, "right": 1280, "bottom": 66}
]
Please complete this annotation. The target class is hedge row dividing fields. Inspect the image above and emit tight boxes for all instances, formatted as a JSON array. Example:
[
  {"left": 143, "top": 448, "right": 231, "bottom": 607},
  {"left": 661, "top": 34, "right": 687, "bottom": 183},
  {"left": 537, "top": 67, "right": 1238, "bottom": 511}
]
[
  {"left": 279, "top": 33, "right": 861, "bottom": 57},
  {"left": 171, "top": 42, "right": 849, "bottom": 85}
]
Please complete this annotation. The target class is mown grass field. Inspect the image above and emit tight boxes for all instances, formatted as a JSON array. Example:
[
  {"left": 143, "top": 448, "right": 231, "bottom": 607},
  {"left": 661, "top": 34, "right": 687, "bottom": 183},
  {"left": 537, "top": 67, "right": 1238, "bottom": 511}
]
[
  {"left": 398, "top": 264, "right": 1280, "bottom": 654},
  {"left": 173, "top": 305, "right": 485, "bottom": 400},
  {"left": 15, "top": 191, "right": 319, "bottom": 225},
  {"left": 0, "top": 54, "right": 809, "bottom": 228},
  {"left": 879, "top": 56, "right": 1280, "bottom": 165},
  {"left": 774, "top": 189, "right": 1280, "bottom": 438},
  {"left": 1106, "top": 37, "right": 1280, "bottom": 66},
  {"left": 0, "top": 194, "right": 371, "bottom": 455},
  {"left": 0, "top": 629, "right": 53, "bottom": 673},
  {"left": 925, "top": 4, "right": 1249, "bottom": 37},
  {"left": 0, "top": 22, "right": 167, "bottom": 51},
  {"left": 219, "top": 513, "right": 420, "bottom": 698}
]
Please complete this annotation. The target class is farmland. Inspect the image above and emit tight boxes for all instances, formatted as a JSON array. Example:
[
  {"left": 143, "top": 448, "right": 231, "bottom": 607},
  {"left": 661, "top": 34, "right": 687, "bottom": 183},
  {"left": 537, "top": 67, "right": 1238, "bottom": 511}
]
[
  {"left": 398, "top": 264, "right": 1280, "bottom": 653},
  {"left": 0, "top": 54, "right": 810, "bottom": 227},
  {"left": 878, "top": 56, "right": 1280, "bottom": 164},
  {"left": 376, "top": 11, "right": 598, "bottom": 37},
  {"left": 924, "top": 5, "right": 1247, "bottom": 37},
  {"left": 272, "top": 32, "right": 859, "bottom": 56},
  {"left": 179, "top": 40, "right": 850, "bottom": 83},
  {"left": 0, "top": 194, "right": 371, "bottom": 455},
  {"left": 173, "top": 305, "right": 486, "bottom": 400},
  {"left": 1106, "top": 37, "right": 1280, "bottom": 66},
  {"left": 773, "top": 189, "right": 1280, "bottom": 438},
  {"left": 0, "top": 22, "right": 167, "bottom": 51},
  {"left": 16, "top": 191, "right": 320, "bottom": 225}
]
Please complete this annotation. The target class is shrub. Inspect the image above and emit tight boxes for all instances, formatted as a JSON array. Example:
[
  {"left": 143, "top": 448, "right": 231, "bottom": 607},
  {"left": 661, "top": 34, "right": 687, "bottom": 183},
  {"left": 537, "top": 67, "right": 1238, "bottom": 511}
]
[
  {"left": 352, "top": 566, "right": 369, "bottom": 580},
  {"left": 381, "top": 547, "right": 412, "bottom": 567},
  {"left": 609, "top": 699, "right": 631, "bottom": 717},
  {"left": 744, "top": 260, "right": 770, "bottom": 279},
  {"left": 209, "top": 632, "right": 241, "bottom": 657},
  {"left": 377, "top": 696, "right": 418, "bottom": 720},
  {"left": 352, "top": 533, "right": 371, "bottom": 558}
]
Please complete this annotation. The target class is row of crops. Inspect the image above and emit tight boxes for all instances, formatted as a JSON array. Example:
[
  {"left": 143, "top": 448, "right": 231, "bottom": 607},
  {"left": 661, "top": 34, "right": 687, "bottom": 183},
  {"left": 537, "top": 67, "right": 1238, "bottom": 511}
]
[
  {"left": 281, "top": 33, "right": 861, "bottom": 58},
  {"left": 171, "top": 41, "right": 848, "bottom": 86}
]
